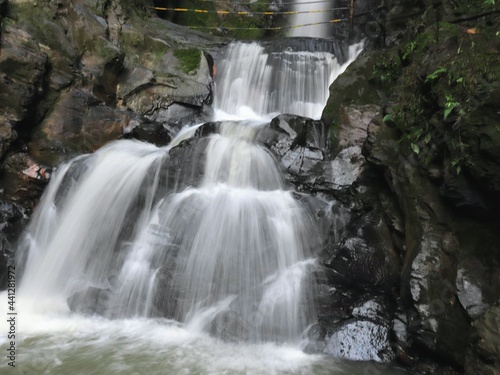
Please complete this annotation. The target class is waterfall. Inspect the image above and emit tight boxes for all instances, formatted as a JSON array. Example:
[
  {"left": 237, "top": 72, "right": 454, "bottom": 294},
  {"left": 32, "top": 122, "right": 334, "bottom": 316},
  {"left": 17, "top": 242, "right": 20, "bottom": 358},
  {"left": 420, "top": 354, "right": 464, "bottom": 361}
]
[
  {"left": 15, "top": 40, "right": 363, "bottom": 352},
  {"left": 288, "top": 0, "right": 332, "bottom": 38},
  {"left": 214, "top": 42, "right": 363, "bottom": 120}
]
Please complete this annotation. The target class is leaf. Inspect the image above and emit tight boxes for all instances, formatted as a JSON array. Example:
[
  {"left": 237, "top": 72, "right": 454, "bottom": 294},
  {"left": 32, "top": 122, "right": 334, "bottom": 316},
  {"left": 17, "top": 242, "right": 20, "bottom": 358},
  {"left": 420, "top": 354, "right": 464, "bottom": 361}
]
[
  {"left": 456, "top": 165, "right": 462, "bottom": 175},
  {"left": 383, "top": 113, "right": 394, "bottom": 123},
  {"left": 444, "top": 107, "right": 453, "bottom": 120},
  {"left": 411, "top": 143, "right": 420, "bottom": 154},
  {"left": 426, "top": 67, "right": 447, "bottom": 81},
  {"left": 424, "top": 132, "right": 432, "bottom": 144}
]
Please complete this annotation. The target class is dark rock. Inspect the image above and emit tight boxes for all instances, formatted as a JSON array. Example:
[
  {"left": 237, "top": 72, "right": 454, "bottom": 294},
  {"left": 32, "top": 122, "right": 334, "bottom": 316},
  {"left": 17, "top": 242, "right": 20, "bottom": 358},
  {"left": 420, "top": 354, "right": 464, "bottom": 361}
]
[
  {"left": 440, "top": 165, "right": 492, "bottom": 219},
  {"left": 166, "top": 136, "right": 210, "bottom": 191},
  {"left": 29, "top": 89, "right": 133, "bottom": 165},
  {"left": 0, "top": 200, "right": 28, "bottom": 289},
  {"left": 321, "top": 211, "right": 400, "bottom": 291},
  {"left": 154, "top": 103, "right": 214, "bottom": 131},
  {"left": 323, "top": 318, "right": 395, "bottom": 362},
  {"left": 67, "top": 286, "right": 112, "bottom": 315},
  {"left": 256, "top": 114, "right": 332, "bottom": 192},
  {"left": 0, "top": 25, "right": 48, "bottom": 158},
  {"left": 0, "top": 153, "right": 50, "bottom": 210},
  {"left": 124, "top": 119, "right": 172, "bottom": 147},
  {"left": 465, "top": 303, "right": 500, "bottom": 375},
  {"left": 118, "top": 48, "right": 214, "bottom": 124}
]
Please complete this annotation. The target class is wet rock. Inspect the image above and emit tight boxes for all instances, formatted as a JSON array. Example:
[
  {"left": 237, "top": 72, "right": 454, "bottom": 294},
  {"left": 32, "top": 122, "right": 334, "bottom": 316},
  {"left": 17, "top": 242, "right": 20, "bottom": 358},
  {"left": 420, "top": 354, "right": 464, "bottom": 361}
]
[
  {"left": 124, "top": 119, "right": 172, "bottom": 147},
  {"left": 154, "top": 103, "right": 214, "bottom": 131},
  {"left": 336, "top": 105, "right": 380, "bottom": 151},
  {"left": 440, "top": 165, "right": 492, "bottom": 219},
  {"left": 0, "top": 25, "right": 48, "bottom": 158},
  {"left": 465, "top": 303, "right": 500, "bottom": 375},
  {"left": 256, "top": 115, "right": 332, "bottom": 192},
  {"left": 326, "top": 146, "right": 366, "bottom": 189},
  {"left": 0, "top": 153, "right": 50, "bottom": 210},
  {"left": 30, "top": 89, "right": 133, "bottom": 165},
  {"left": 321, "top": 211, "right": 400, "bottom": 291},
  {"left": 324, "top": 319, "right": 395, "bottom": 362},
  {"left": 365, "top": 119, "right": 473, "bottom": 367},
  {"left": 67, "top": 286, "right": 112, "bottom": 316},
  {"left": 0, "top": 200, "right": 28, "bottom": 289},
  {"left": 166, "top": 136, "right": 210, "bottom": 190},
  {"left": 118, "top": 48, "right": 214, "bottom": 124},
  {"left": 456, "top": 268, "right": 490, "bottom": 320}
]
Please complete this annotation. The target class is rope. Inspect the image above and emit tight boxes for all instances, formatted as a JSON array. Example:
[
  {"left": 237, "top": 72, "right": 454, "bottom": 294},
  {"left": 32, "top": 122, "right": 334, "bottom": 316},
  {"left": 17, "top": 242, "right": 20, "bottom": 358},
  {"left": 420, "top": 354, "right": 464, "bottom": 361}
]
[
  {"left": 186, "top": 18, "right": 346, "bottom": 30},
  {"left": 155, "top": 0, "right": 346, "bottom": 6},
  {"left": 154, "top": 7, "right": 348, "bottom": 15}
]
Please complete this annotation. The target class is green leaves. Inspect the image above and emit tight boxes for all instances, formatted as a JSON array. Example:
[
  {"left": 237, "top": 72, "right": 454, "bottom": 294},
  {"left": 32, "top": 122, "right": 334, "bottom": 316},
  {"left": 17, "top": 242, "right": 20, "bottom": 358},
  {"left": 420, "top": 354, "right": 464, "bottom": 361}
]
[
  {"left": 411, "top": 143, "right": 420, "bottom": 155},
  {"left": 382, "top": 113, "right": 394, "bottom": 123},
  {"left": 444, "top": 95, "right": 459, "bottom": 120},
  {"left": 426, "top": 67, "right": 447, "bottom": 82}
]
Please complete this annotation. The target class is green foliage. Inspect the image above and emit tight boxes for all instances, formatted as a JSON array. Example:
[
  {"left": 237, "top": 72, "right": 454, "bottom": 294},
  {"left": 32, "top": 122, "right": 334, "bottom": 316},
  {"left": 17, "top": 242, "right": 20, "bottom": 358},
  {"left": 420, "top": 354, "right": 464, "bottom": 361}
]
[
  {"left": 371, "top": 55, "right": 400, "bottom": 85},
  {"left": 401, "top": 41, "right": 417, "bottom": 61},
  {"left": 444, "top": 95, "right": 459, "bottom": 120},
  {"left": 382, "top": 113, "right": 394, "bottom": 123},
  {"left": 173, "top": 48, "right": 201, "bottom": 74},
  {"left": 426, "top": 67, "right": 447, "bottom": 82}
]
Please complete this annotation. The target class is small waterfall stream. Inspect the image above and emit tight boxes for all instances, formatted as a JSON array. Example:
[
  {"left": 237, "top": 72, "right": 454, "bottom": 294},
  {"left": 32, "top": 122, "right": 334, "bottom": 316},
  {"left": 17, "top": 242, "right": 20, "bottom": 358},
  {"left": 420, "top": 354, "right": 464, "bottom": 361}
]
[{"left": 0, "top": 41, "right": 407, "bottom": 374}]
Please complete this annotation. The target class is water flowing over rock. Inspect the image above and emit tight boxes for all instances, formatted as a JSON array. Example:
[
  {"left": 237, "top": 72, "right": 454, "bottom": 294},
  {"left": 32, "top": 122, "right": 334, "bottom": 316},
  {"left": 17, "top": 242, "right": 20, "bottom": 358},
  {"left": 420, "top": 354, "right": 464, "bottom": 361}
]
[
  {"left": 16, "top": 40, "right": 364, "bottom": 350},
  {"left": 1, "top": 1, "right": 499, "bottom": 374}
]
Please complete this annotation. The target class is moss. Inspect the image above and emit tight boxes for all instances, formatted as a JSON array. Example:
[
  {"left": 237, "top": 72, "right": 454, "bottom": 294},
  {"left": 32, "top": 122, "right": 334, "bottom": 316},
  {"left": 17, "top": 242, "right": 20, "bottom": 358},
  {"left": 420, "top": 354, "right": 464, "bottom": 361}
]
[
  {"left": 380, "top": 13, "right": 499, "bottom": 171},
  {"left": 6, "top": 3, "right": 75, "bottom": 60},
  {"left": 119, "top": 28, "right": 170, "bottom": 69},
  {"left": 173, "top": 48, "right": 201, "bottom": 74}
]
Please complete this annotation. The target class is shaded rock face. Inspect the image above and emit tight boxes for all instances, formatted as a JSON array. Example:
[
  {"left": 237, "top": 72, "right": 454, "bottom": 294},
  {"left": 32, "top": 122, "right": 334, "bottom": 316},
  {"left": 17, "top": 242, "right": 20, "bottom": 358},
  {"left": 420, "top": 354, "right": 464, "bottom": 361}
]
[
  {"left": 0, "top": 201, "right": 28, "bottom": 289},
  {"left": 320, "top": 5, "right": 500, "bottom": 369},
  {"left": 466, "top": 303, "right": 500, "bottom": 375}
]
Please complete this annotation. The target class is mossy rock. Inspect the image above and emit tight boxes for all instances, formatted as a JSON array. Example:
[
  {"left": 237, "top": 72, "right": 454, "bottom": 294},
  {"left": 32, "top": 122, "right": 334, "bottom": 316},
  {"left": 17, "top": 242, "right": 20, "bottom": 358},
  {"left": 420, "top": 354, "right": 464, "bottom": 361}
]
[
  {"left": 173, "top": 48, "right": 201, "bottom": 75},
  {"left": 322, "top": 50, "right": 392, "bottom": 146}
]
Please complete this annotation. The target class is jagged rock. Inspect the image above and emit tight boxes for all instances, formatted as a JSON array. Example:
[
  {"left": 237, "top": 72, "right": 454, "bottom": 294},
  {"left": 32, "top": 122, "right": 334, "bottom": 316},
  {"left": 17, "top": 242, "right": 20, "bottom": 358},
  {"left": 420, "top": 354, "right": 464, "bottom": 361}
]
[
  {"left": 321, "top": 211, "right": 400, "bottom": 291},
  {"left": 336, "top": 105, "right": 380, "bottom": 151},
  {"left": 0, "top": 200, "right": 28, "bottom": 289},
  {"left": 0, "top": 25, "right": 48, "bottom": 158},
  {"left": 118, "top": 46, "right": 214, "bottom": 126},
  {"left": 0, "top": 153, "right": 50, "bottom": 210},
  {"left": 324, "top": 319, "right": 394, "bottom": 362},
  {"left": 154, "top": 102, "right": 214, "bottom": 131},
  {"left": 30, "top": 89, "right": 134, "bottom": 165},
  {"left": 124, "top": 119, "right": 172, "bottom": 147},
  {"left": 456, "top": 266, "right": 491, "bottom": 321},
  {"left": 465, "top": 303, "right": 500, "bottom": 375},
  {"left": 256, "top": 114, "right": 334, "bottom": 192}
]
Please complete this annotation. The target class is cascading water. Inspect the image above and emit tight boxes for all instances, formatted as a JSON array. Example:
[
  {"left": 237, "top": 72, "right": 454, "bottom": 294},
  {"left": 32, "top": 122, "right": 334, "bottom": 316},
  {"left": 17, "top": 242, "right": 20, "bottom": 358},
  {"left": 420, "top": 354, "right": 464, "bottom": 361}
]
[
  {"left": 288, "top": 0, "right": 332, "bottom": 38},
  {"left": 0, "top": 41, "right": 407, "bottom": 374},
  {"left": 214, "top": 42, "right": 361, "bottom": 120}
]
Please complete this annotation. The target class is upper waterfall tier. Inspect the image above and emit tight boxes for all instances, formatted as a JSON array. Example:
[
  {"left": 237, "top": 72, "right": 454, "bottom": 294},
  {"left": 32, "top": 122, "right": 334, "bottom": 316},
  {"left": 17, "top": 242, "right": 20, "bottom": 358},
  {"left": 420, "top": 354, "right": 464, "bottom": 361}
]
[{"left": 214, "top": 41, "right": 363, "bottom": 121}]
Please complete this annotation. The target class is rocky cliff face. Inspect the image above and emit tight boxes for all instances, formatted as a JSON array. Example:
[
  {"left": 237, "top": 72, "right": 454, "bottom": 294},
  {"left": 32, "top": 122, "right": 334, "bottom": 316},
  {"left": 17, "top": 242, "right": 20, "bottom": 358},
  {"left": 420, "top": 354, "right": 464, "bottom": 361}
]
[{"left": 320, "top": 1, "right": 500, "bottom": 373}]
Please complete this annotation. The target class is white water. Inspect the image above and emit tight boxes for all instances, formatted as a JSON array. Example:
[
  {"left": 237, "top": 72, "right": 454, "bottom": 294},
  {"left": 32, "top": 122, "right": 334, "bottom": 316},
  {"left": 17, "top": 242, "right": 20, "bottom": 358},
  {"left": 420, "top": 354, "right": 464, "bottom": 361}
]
[
  {"left": 288, "top": 0, "right": 331, "bottom": 38},
  {"left": 214, "top": 42, "right": 363, "bottom": 120},
  {"left": 0, "top": 41, "right": 408, "bottom": 374}
]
